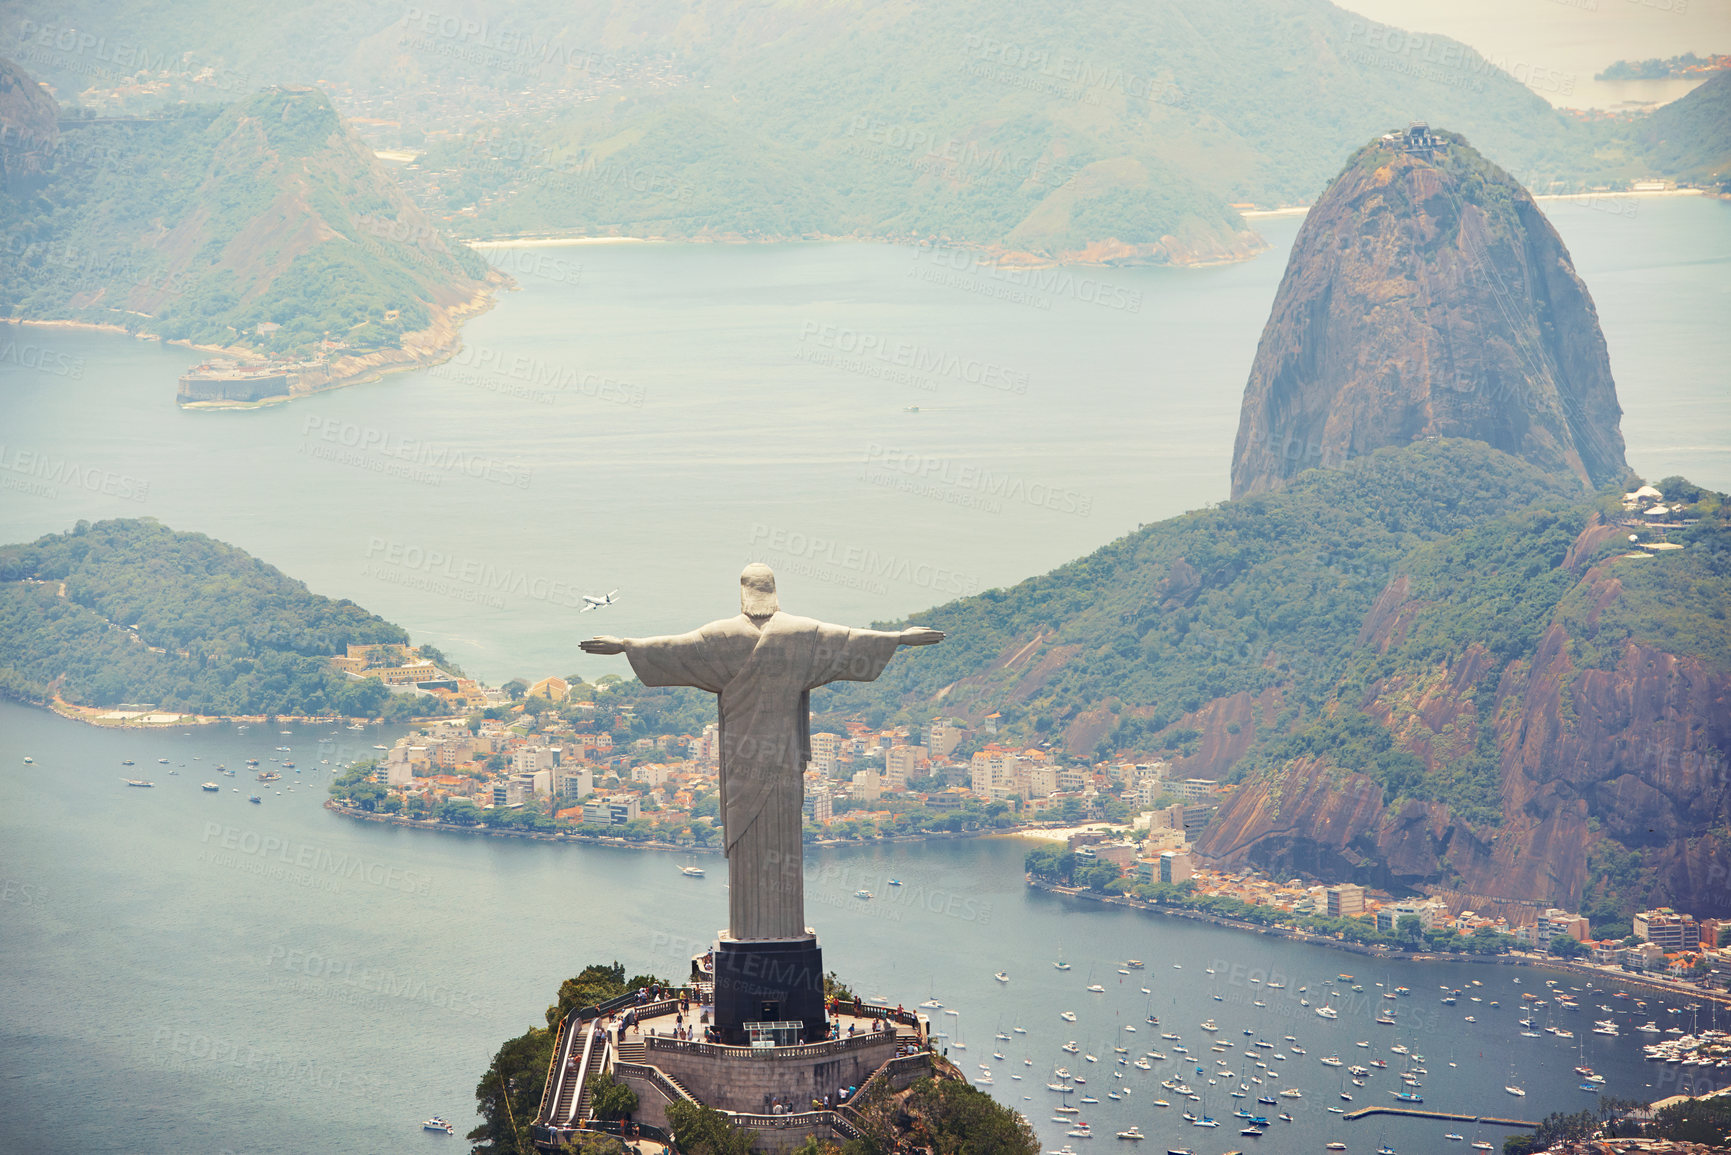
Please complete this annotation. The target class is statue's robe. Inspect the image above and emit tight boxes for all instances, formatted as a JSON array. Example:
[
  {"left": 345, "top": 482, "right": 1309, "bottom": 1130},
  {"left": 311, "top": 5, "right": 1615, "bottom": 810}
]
[{"left": 624, "top": 612, "right": 902, "bottom": 941}]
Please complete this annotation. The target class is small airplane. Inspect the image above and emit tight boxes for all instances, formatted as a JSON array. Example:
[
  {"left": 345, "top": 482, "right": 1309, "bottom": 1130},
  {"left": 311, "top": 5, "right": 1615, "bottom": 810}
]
[{"left": 580, "top": 589, "right": 621, "bottom": 612}]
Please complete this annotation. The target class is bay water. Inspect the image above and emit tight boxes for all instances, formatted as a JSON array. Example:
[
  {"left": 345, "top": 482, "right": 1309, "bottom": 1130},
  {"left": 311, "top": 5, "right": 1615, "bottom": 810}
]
[
  {"left": 0, "top": 702, "right": 1724, "bottom": 1154},
  {"left": 1, "top": 199, "right": 1725, "bottom": 686},
  {"left": 2, "top": 197, "right": 1729, "bottom": 1153}
]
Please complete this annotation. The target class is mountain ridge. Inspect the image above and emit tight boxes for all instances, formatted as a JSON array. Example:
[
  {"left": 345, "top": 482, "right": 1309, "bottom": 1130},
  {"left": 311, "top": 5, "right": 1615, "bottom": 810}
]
[{"left": 6, "top": 0, "right": 1648, "bottom": 262}]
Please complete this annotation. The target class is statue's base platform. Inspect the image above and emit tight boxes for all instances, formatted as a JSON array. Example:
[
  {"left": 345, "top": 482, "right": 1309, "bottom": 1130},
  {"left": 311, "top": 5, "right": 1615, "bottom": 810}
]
[
  {"left": 533, "top": 982, "right": 938, "bottom": 1154},
  {"left": 712, "top": 934, "right": 825, "bottom": 1045},
  {"left": 619, "top": 1023, "right": 932, "bottom": 1152}
]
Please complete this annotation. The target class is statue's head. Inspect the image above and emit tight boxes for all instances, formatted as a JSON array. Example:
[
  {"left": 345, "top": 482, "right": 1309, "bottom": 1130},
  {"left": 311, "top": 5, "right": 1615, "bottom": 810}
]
[{"left": 740, "top": 563, "right": 780, "bottom": 617}]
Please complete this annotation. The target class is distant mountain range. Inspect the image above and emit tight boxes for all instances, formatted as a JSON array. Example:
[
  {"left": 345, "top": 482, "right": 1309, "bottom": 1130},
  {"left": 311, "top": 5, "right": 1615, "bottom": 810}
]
[{"left": 6, "top": 0, "right": 1713, "bottom": 262}]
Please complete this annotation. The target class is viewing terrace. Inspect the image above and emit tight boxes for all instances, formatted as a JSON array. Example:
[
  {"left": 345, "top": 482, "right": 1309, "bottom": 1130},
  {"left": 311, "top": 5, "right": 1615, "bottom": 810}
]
[{"left": 533, "top": 979, "right": 934, "bottom": 1154}]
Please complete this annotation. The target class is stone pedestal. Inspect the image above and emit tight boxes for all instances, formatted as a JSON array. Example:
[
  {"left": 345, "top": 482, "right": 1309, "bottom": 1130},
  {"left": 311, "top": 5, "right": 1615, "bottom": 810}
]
[{"left": 712, "top": 934, "right": 826, "bottom": 1044}]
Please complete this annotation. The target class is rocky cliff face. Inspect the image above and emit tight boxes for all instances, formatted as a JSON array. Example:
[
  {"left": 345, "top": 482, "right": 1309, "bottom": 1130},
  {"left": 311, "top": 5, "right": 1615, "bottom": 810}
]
[
  {"left": 0, "top": 58, "right": 59, "bottom": 193},
  {"left": 1230, "top": 130, "right": 1627, "bottom": 499},
  {"left": 1195, "top": 515, "right": 1731, "bottom": 917}
]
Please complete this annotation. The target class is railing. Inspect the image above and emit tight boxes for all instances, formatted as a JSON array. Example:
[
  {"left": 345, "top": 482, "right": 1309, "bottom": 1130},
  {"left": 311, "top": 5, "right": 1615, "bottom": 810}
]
[
  {"left": 837, "top": 1050, "right": 933, "bottom": 1131},
  {"left": 731, "top": 1108, "right": 863, "bottom": 1138},
  {"left": 623, "top": 997, "right": 687, "bottom": 1025},
  {"left": 533, "top": 1010, "right": 582, "bottom": 1127},
  {"left": 841, "top": 1002, "right": 925, "bottom": 1034},
  {"left": 575, "top": 1118, "right": 679, "bottom": 1148},
  {"left": 580, "top": 988, "right": 655, "bottom": 1021},
  {"left": 536, "top": 986, "right": 693, "bottom": 1131},
  {"left": 566, "top": 1022, "right": 602, "bottom": 1126},
  {"left": 614, "top": 1060, "right": 701, "bottom": 1105},
  {"left": 644, "top": 1028, "right": 896, "bottom": 1062}
]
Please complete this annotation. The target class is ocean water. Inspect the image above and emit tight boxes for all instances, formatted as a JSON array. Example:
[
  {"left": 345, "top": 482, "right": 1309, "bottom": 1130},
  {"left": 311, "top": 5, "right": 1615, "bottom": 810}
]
[
  {"left": 2, "top": 197, "right": 1728, "bottom": 1154},
  {"left": 1, "top": 701, "right": 1723, "bottom": 1154},
  {"left": 2, "top": 199, "right": 1724, "bottom": 686}
]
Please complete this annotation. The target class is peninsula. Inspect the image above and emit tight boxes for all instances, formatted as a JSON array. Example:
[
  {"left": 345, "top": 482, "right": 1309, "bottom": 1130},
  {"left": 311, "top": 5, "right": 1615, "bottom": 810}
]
[{"left": 0, "top": 60, "right": 502, "bottom": 405}]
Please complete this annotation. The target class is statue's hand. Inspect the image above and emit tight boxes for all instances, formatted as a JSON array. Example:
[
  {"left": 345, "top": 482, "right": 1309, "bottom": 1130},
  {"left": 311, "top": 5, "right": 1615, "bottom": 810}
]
[
  {"left": 581, "top": 636, "right": 627, "bottom": 655},
  {"left": 898, "top": 626, "right": 945, "bottom": 647}
]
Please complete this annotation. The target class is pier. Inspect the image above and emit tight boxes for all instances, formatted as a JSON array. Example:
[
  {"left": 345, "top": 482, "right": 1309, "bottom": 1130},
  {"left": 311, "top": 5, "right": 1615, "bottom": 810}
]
[{"left": 1346, "top": 1106, "right": 1538, "bottom": 1128}]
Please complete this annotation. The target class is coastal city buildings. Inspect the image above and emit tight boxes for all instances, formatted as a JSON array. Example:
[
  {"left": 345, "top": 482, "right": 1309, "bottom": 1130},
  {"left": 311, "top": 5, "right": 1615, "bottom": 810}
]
[
  {"left": 1326, "top": 883, "right": 1366, "bottom": 917},
  {"left": 338, "top": 674, "right": 1731, "bottom": 993},
  {"left": 1634, "top": 908, "right": 1699, "bottom": 951}
]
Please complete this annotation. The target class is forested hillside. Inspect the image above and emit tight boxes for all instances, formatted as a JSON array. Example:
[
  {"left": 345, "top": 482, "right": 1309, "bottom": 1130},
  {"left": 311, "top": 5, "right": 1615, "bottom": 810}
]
[
  {"left": 0, "top": 519, "right": 428, "bottom": 717},
  {"left": 1638, "top": 70, "right": 1731, "bottom": 192},
  {"left": 5, "top": 0, "right": 1640, "bottom": 262},
  {"left": 406, "top": 0, "right": 1624, "bottom": 258},
  {"left": 821, "top": 440, "right": 1593, "bottom": 746},
  {"left": 824, "top": 441, "right": 1731, "bottom": 917},
  {"left": 0, "top": 62, "right": 493, "bottom": 357}
]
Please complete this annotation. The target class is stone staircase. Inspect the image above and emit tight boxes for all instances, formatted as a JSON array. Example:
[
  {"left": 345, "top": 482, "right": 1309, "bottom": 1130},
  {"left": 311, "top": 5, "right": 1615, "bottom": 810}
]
[
  {"left": 657, "top": 1067, "right": 699, "bottom": 1103},
  {"left": 613, "top": 1039, "right": 647, "bottom": 1064}
]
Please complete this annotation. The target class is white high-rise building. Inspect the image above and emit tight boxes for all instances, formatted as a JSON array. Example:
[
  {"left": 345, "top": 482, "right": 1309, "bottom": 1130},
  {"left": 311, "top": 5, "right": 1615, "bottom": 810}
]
[
  {"left": 884, "top": 744, "right": 927, "bottom": 788},
  {"left": 810, "top": 731, "right": 842, "bottom": 777},
  {"left": 926, "top": 720, "right": 967, "bottom": 759},
  {"left": 556, "top": 768, "right": 594, "bottom": 800},
  {"left": 514, "top": 745, "right": 561, "bottom": 774}
]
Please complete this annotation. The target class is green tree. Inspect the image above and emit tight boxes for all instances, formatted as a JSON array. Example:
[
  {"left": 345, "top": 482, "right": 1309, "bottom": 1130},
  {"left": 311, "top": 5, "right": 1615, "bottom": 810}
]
[
  {"left": 1074, "top": 861, "right": 1124, "bottom": 892},
  {"left": 546, "top": 962, "right": 642, "bottom": 1028},
  {"left": 900, "top": 1076, "right": 1040, "bottom": 1154},
  {"left": 665, "top": 1101, "right": 754, "bottom": 1155},
  {"left": 586, "top": 1071, "right": 639, "bottom": 1121},
  {"left": 559, "top": 1134, "right": 630, "bottom": 1155},
  {"left": 1654, "top": 1095, "right": 1731, "bottom": 1143},
  {"left": 1549, "top": 934, "right": 1587, "bottom": 958},
  {"left": 1023, "top": 845, "right": 1073, "bottom": 882},
  {"left": 468, "top": 1026, "right": 552, "bottom": 1154}
]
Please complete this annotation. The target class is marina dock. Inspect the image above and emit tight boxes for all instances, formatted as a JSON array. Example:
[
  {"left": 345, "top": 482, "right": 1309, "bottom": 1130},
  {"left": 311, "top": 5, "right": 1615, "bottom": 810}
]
[{"left": 1345, "top": 1106, "right": 1538, "bottom": 1127}]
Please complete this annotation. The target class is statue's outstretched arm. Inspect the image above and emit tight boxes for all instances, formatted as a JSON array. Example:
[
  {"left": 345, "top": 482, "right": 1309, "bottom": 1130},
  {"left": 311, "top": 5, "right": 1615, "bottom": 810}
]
[{"left": 896, "top": 626, "right": 944, "bottom": 647}]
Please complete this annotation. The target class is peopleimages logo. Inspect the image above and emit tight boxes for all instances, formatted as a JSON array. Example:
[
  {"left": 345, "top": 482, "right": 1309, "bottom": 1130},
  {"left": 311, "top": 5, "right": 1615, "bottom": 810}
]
[
  {"left": 0, "top": 444, "right": 149, "bottom": 501},
  {"left": 362, "top": 537, "right": 587, "bottom": 608},
  {"left": 0, "top": 338, "right": 85, "bottom": 378},
  {"left": 438, "top": 341, "right": 645, "bottom": 406},
  {"left": 199, "top": 823, "right": 433, "bottom": 895},
  {"left": 263, "top": 945, "right": 489, "bottom": 1017},
  {"left": 749, "top": 523, "right": 980, "bottom": 596},
  {"left": 910, "top": 243, "right": 1143, "bottom": 314},
  {"left": 797, "top": 322, "right": 1028, "bottom": 394},
  {"left": 861, "top": 443, "right": 1093, "bottom": 516},
  {"left": 13, "top": 19, "right": 248, "bottom": 92},
  {"left": 298, "top": 415, "right": 534, "bottom": 488}
]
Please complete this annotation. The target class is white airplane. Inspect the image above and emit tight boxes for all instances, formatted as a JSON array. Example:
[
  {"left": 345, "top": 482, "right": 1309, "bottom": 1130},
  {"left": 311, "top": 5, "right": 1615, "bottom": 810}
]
[{"left": 580, "top": 589, "right": 620, "bottom": 612}]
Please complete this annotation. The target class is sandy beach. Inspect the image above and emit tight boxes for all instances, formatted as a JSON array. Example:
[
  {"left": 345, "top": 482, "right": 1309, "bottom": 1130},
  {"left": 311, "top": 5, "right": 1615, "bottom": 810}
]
[{"left": 465, "top": 236, "right": 658, "bottom": 249}]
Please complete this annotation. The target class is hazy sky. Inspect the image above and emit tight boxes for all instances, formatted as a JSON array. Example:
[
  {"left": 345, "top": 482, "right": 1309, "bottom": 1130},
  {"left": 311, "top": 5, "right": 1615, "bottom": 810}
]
[{"left": 1340, "top": 0, "right": 1730, "bottom": 109}]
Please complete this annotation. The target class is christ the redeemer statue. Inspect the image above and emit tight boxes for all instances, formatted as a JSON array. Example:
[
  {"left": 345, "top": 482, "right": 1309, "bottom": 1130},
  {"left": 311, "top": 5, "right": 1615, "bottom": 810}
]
[{"left": 581, "top": 564, "right": 941, "bottom": 943}]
